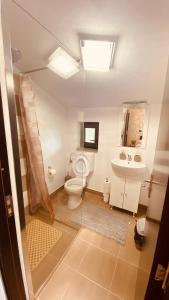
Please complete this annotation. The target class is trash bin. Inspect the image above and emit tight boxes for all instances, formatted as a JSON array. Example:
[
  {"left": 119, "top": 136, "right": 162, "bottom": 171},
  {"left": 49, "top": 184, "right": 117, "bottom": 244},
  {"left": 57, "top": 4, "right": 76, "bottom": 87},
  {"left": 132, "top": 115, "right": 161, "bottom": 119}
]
[{"left": 134, "top": 217, "right": 146, "bottom": 248}]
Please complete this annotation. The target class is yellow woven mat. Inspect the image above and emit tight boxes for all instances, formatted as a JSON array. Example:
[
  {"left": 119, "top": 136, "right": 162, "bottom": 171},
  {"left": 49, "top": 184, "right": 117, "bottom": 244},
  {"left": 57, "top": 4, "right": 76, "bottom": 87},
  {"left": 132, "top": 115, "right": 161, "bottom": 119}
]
[{"left": 26, "top": 219, "right": 62, "bottom": 271}]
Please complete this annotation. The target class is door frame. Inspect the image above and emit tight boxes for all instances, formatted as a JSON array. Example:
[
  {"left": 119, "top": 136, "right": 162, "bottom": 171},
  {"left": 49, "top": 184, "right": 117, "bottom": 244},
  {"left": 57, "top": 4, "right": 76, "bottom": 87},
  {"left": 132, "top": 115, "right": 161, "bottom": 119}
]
[
  {"left": 145, "top": 180, "right": 169, "bottom": 299},
  {"left": 1, "top": 0, "right": 25, "bottom": 228},
  {"left": 0, "top": 0, "right": 30, "bottom": 298},
  {"left": 0, "top": 89, "right": 26, "bottom": 299},
  {"left": 144, "top": 57, "right": 169, "bottom": 298}
]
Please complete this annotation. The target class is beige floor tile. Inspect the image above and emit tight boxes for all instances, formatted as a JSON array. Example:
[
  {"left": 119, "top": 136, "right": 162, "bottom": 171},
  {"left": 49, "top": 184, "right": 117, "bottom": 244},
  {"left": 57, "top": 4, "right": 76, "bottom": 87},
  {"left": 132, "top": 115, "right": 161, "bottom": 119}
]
[
  {"left": 25, "top": 209, "right": 78, "bottom": 293},
  {"left": 79, "top": 228, "right": 120, "bottom": 256},
  {"left": 63, "top": 238, "right": 89, "bottom": 269},
  {"left": 38, "top": 263, "right": 120, "bottom": 300},
  {"left": 48, "top": 231, "right": 76, "bottom": 259},
  {"left": 110, "top": 259, "right": 148, "bottom": 300},
  {"left": 137, "top": 221, "right": 159, "bottom": 272},
  {"left": 79, "top": 244, "right": 116, "bottom": 289},
  {"left": 116, "top": 217, "right": 143, "bottom": 267},
  {"left": 110, "top": 259, "right": 137, "bottom": 300},
  {"left": 118, "top": 240, "right": 141, "bottom": 267},
  {"left": 52, "top": 220, "right": 77, "bottom": 234},
  {"left": 83, "top": 191, "right": 107, "bottom": 208},
  {"left": 52, "top": 189, "right": 134, "bottom": 238},
  {"left": 37, "top": 263, "right": 72, "bottom": 300},
  {"left": 34, "top": 190, "right": 152, "bottom": 299},
  {"left": 106, "top": 293, "right": 124, "bottom": 300},
  {"left": 138, "top": 242, "right": 155, "bottom": 272},
  {"left": 31, "top": 254, "right": 59, "bottom": 293},
  {"left": 134, "top": 268, "right": 149, "bottom": 300}
]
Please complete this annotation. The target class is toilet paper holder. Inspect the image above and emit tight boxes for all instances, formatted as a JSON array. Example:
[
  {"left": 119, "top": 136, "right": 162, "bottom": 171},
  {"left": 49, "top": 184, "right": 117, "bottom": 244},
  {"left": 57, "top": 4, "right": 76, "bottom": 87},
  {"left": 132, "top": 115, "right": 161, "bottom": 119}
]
[{"left": 48, "top": 166, "right": 56, "bottom": 176}]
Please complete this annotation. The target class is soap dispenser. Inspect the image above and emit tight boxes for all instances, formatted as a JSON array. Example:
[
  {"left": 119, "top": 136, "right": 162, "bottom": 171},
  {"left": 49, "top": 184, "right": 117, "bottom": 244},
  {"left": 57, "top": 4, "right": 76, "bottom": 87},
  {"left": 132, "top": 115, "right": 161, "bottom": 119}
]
[{"left": 119, "top": 151, "right": 126, "bottom": 160}]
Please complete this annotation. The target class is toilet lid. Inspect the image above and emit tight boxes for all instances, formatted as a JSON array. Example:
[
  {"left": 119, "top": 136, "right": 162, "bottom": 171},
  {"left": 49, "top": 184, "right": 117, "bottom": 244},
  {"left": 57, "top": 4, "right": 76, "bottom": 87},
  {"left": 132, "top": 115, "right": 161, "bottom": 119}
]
[{"left": 72, "top": 155, "right": 90, "bottom": 177}]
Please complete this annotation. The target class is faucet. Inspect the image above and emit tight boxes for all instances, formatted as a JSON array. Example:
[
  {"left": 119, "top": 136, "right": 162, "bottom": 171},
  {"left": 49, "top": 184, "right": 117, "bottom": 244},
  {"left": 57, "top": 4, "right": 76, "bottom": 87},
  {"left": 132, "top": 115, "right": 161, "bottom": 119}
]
[{"left": 127, "top": 154, "right": 132, "bottom": 162}]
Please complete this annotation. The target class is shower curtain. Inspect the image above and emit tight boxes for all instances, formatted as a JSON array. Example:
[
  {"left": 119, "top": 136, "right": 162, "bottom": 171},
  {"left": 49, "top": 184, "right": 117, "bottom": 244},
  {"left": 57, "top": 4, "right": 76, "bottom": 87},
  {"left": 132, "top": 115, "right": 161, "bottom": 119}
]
[{"left": 19, "top": 75, "right": 55, "bottom": 220}]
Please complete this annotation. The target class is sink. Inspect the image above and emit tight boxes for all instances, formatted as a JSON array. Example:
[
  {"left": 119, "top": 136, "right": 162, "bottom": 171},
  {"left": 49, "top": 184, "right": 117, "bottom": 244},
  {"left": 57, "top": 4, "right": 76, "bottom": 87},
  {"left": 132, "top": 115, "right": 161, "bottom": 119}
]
[{"left": 111, "top": 159, "right": 147, "bottom": 177}]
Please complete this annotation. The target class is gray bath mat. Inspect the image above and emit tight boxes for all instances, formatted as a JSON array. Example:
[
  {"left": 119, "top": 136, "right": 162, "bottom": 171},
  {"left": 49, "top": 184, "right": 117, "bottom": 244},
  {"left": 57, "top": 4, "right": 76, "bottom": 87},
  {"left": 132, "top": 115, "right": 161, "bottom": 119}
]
[{"left": 71, "top": 202, "right": 129, "bottom": 245}]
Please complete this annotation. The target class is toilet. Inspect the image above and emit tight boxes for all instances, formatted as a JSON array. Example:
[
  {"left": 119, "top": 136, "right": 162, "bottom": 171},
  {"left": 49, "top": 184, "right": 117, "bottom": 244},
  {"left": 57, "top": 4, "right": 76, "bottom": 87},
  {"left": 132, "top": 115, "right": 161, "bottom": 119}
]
[{"left": 64, "top": 152, "right": 94, "bottom": 209}]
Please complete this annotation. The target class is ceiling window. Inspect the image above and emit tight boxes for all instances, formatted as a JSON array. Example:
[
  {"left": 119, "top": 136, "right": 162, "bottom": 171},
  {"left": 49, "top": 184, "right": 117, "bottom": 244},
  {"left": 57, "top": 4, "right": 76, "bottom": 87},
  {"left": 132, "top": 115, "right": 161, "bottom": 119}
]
[
  {"left": 48, "top": 47, "right": 80, "bottom": 79},
  {"left": 80, "top": 40, "right": 115, "bottom": 72}
]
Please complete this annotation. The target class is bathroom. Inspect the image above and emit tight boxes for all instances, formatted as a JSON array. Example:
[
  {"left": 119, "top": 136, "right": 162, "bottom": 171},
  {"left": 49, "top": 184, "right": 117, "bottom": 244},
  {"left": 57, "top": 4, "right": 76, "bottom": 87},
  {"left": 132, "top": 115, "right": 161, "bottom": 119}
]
[{"left": 1, "top": 0, "right": 169, "bottom": 299}]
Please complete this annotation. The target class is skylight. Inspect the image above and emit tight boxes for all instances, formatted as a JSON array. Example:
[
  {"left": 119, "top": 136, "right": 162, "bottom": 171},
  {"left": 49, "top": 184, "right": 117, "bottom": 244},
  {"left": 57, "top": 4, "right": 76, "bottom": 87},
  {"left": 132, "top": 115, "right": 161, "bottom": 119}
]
[
  {"left": 80, "top": 40, "right": 115, "bottom": 72},
  {"left": 48, "top": 47, "right": 80, "bottom": 79}
]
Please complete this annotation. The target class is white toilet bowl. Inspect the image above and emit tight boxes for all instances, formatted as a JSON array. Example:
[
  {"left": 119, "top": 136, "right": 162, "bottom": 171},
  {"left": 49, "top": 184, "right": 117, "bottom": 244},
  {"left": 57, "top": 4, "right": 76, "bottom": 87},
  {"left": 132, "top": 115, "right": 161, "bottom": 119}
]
[
  {"left": 64, "top": 153, "right": 94, "bottom": 209},
  {"left": 64, "top": 177, "right": 86, "bottom": 209}
]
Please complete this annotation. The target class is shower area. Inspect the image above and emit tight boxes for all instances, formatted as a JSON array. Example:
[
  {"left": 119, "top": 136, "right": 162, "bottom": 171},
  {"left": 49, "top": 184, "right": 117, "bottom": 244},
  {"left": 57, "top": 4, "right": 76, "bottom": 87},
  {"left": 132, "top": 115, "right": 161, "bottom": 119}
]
[
  {"left": 12, "top": 72, "right": 80, "bottom": 294},
  {"left": 9, "top": 1, "right": 86, "bottom": 295}
]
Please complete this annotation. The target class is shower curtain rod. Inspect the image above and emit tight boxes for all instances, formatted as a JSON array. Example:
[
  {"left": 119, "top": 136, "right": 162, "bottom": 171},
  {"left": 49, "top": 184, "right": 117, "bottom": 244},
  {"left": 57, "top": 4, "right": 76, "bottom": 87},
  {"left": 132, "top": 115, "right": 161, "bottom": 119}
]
[{"left": 20, "top": 66, "right": 48, "bottom": 75}]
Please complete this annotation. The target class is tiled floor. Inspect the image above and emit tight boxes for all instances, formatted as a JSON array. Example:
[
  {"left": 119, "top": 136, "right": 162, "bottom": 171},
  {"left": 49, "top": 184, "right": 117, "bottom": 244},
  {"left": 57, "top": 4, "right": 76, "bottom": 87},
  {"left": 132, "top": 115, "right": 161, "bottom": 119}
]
[
  {"left": 25, "top": 190, "right": 158, "bottom": 299},
  {"left": 37, "top": 223, "right": 152, "bottom": 300},
  {"left": 25, "top": 210, "right": 78, "bottom": 293},
  {"left": 51, "top": 189, "right": 147, "bottom": 230}
]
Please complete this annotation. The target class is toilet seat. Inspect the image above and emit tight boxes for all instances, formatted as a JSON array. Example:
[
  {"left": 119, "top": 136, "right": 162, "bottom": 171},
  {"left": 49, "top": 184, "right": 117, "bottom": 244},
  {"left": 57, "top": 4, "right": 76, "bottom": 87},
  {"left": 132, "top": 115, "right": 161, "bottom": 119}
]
[
  {"left": 72, "top": 155, "right": 90, "bottom": 178},
  {"left": 64, "top": 177, "right": 86, "bottom": 193}
]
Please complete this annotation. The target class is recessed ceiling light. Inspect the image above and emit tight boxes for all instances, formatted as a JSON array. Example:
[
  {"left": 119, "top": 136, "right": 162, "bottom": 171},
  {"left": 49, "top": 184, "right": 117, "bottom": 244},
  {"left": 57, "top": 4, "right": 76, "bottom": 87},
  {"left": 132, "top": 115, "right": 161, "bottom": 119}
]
[
  {"left": 48, "top": 47, "right": 80, "bottom": 79},
  {"left": 81, "top": 40, "right": 115, "bottom": 72}
]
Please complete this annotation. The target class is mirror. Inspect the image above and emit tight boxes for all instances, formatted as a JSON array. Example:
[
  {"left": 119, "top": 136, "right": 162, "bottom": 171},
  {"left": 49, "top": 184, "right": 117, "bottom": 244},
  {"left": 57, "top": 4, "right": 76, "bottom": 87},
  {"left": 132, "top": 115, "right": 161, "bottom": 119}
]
[{"left": 121, "top": 102, "right": 148, "bottom": 148}]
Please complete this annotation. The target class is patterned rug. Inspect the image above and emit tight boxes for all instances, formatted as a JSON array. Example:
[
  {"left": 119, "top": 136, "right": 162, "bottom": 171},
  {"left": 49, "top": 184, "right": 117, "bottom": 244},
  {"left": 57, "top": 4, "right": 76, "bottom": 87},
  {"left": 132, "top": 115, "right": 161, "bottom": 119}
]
[
  {"left": 26, "top": 219, "right": 62, "bottom": 271},
  {"left": 71, "top": 202, "right": 129, "bottom": 245}
]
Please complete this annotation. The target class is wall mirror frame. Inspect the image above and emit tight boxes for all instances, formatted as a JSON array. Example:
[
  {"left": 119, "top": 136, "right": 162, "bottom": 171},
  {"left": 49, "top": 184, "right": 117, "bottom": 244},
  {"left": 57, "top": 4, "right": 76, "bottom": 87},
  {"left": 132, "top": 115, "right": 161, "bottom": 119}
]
[{"left": 120, "top": 101, "right": 149, "bottom": 149}]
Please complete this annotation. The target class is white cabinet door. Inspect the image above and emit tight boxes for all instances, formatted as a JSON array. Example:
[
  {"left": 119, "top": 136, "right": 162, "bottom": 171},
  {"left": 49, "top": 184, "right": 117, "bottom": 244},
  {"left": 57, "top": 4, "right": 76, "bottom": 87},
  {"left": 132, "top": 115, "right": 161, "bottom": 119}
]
[
  {"left": 123, "top": 178, "right": 141, "bottom": 213},
  {"left": 110, "top": 176, "right": 124, "bottom": 208}
]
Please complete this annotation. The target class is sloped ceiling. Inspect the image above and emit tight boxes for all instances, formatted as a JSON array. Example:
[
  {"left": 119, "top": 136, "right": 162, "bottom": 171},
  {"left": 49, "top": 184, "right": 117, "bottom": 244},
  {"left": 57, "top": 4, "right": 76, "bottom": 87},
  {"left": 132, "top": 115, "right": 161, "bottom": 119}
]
[{"left": 9, "top": 0, "right": 169, "bottom": 107}]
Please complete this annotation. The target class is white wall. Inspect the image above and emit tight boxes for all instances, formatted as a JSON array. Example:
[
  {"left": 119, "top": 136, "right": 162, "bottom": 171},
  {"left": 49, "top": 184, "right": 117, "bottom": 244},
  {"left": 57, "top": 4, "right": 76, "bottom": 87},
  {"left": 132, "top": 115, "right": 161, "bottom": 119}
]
[
  {"left": 144, "top": 104, "right": 162, "bottom": 173},
  {"left": 15, "top": 78, "right": 162, "bottom": 208},
  {"left": 32, "top": 81, "right": 68, "bottom": 194},
  {"left": 82, "top": 107, "right": 121, "bottom": 192},
  {"left": 67, "top": 104, "right": 161, "bottom": 204},
  {"left": 21, "top": 80, "right": 161, "bottom": 204}
]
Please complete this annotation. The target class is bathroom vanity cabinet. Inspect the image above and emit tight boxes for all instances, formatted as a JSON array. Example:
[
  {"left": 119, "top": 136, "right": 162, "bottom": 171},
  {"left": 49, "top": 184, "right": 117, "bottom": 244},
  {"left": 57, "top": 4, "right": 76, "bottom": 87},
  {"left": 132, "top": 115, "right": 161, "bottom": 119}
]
[{"left": 110, "top": 176, "right": 141, "bottom": 213}]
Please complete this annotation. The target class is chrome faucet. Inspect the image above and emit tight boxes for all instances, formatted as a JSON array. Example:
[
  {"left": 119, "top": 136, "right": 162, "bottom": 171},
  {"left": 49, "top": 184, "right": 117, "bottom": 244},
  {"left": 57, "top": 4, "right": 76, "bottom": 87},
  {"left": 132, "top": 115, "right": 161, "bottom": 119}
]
[{"left": 127, "top": 154, "right": 132, "bottom": 161}]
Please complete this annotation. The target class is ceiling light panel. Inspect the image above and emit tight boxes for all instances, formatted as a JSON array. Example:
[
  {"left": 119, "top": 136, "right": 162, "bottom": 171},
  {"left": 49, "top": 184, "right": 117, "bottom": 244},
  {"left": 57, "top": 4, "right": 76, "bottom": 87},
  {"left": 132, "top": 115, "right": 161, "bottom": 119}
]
[
  {"left": 48, "top": 47, "right": 80, "bottom": 79},
  {"left": 81, "top": 40, "right": 115, "bottom": 72}
]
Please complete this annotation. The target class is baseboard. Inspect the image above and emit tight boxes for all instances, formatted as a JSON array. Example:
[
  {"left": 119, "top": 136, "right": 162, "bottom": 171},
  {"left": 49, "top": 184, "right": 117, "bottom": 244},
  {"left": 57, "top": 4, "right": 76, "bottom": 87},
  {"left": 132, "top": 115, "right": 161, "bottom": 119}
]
[
  {"left": 50, "top": 185, "right": 64, "bottom": 197},
  {"left": 24, "top": 205, "right": 29, "bottom": 215},
  {"left": 50, "top": 185, "right": 102, "bottom": 198},
  {"left": 111, "top": 206, "right": 134, "bottom": 216},
  {"left": 138, "top": 204, "right": 148, "bottom": 210},
  {"left": 50, "top": 185, "right": 103, "bottom": 197},
  {"left": 146, "top": 217, "right": 160, "bottom": 224},
  {"left": 24, "top": 186, "right": 64, "bottom": 214},
  {"left": 84, "top": 187, "right": 103, "bottom": 197}
]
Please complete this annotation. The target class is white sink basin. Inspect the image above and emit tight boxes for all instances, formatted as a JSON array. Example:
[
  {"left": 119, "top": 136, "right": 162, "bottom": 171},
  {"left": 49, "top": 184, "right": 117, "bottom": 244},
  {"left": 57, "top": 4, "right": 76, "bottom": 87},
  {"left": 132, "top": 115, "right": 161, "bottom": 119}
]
[{"left": 111, "top": 159, "right": 147, "bottom": 177}]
